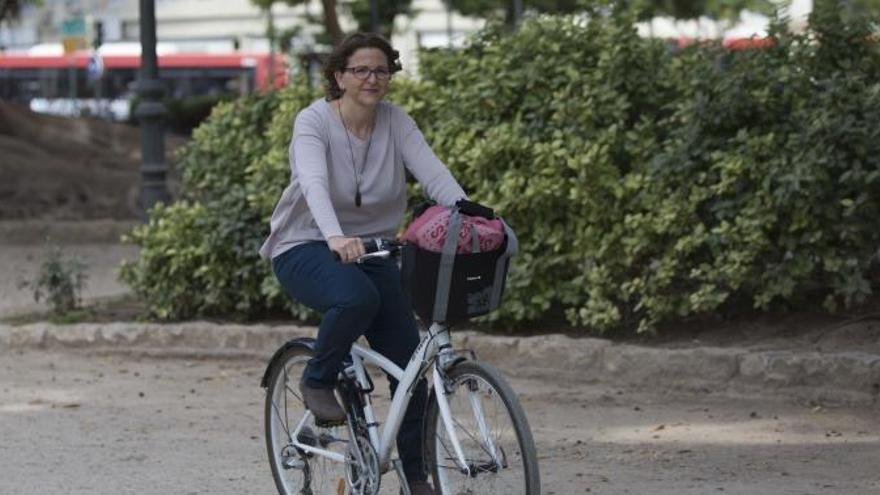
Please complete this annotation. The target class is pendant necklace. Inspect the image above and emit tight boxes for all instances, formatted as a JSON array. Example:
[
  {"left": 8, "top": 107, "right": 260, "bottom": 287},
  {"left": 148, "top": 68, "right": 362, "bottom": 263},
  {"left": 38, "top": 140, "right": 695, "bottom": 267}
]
[{"left": 337, "top": 100, "right": 374, "bottom": 208}]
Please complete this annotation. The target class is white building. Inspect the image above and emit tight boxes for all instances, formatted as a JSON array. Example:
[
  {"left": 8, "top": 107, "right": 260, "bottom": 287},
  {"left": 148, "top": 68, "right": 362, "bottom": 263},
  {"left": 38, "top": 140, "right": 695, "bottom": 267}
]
[{"left": 0, "top": 0, "right": 484, "bottom": 72}]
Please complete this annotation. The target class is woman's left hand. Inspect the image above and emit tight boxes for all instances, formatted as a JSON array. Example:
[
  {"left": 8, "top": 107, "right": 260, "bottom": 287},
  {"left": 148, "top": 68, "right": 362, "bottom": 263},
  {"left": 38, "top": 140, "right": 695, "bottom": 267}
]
[{"left": 328, "top": 236, "right": 365, "bottom": 263}]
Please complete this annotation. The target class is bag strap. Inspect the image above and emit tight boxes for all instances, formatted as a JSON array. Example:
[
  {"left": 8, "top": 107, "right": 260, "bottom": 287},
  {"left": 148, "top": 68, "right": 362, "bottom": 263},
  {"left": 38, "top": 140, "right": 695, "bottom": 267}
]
[
  {"left": 470, "top": 224, "right": 480, "bottom": 254},
  {"left": 489, "top": 219, "right": 518, "bottom": 311},
  {"left": 432, "top": 207, "right": 462, "bottom": 322}
]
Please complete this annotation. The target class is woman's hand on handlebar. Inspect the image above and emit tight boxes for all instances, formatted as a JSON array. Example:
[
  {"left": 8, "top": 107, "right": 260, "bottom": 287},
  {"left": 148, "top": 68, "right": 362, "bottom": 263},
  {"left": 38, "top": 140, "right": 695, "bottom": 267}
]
[{"left": 328, "top": 236, "right": 365, "bottom": 264}]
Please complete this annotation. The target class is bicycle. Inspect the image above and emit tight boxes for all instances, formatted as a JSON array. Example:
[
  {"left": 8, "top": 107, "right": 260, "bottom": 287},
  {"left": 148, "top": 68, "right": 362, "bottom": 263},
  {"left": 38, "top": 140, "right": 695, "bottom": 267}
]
[{"left": 260, "top": 238, "right": 540, "bottom": 494}]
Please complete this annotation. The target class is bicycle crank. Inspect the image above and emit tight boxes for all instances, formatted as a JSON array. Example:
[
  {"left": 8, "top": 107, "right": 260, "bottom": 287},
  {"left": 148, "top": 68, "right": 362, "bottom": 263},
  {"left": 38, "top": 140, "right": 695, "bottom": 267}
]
[{"left": 345, "top": 429, "right": 380, "bottom": 495}]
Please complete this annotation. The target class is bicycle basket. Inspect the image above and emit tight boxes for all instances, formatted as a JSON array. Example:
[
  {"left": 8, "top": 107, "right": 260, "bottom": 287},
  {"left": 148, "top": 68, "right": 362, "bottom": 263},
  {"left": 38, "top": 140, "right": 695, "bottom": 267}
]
[{"left": 400, "top": 201, "right": 517, "bottom": 326}]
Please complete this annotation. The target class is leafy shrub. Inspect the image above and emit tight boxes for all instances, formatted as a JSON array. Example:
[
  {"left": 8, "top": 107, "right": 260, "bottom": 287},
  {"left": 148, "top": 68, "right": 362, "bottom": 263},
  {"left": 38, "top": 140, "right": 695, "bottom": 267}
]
[
  {"left": 121, "top": 7, "right": 880, "bottom": 333},
  {"left": 404, "top": 7, "right": 880, "bottom": 332},
  {"left": 404, "top": 11, "right": 687, "bottom": 328},
  {"left": 595, "top": 8, "right": 880, "bottom": 331},
  {"left": 120, "top": 83, "right": 321, "bottom": 320},
  {"left": 19, "top": 243, "right": 89, "bottom": 316}
]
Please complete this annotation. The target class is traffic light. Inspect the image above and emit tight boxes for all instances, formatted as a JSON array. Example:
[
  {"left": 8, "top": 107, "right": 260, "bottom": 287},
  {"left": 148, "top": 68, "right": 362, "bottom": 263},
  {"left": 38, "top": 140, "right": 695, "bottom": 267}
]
[{"left": 93, "top": 20, "right": 104, "bottom": 50}]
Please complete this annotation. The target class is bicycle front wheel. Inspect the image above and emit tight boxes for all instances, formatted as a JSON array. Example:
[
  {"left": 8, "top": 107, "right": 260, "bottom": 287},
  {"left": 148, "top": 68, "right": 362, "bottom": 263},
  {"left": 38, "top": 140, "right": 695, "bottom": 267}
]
[
  {"left": 425, "top": 360, "right": 541, "bottom": 494},
  {"left": 265, "top": 344, "right": 350, "bottom": 495}
]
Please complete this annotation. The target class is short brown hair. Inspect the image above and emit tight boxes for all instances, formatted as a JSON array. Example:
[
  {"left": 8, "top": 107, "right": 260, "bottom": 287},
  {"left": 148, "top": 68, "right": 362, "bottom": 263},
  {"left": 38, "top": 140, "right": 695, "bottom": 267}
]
[{"left": 323, "top": 33, "right": 402, "bottom": 100}]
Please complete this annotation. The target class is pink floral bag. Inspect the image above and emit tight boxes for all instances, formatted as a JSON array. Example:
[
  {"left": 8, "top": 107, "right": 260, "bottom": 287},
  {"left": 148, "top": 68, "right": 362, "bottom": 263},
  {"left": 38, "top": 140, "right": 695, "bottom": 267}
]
[{"left": 401, "top": 204, "right": 505, "bottom": 254}]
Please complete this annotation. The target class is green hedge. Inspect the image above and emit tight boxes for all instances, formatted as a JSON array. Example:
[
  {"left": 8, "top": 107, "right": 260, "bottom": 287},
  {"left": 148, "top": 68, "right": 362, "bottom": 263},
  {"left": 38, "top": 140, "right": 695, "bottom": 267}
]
[
  {"left": 121, "top": 6, "right": 880, "bottom": 332},
  {"left": 120, "top": 84, "right": 320, "bottom": 321}
]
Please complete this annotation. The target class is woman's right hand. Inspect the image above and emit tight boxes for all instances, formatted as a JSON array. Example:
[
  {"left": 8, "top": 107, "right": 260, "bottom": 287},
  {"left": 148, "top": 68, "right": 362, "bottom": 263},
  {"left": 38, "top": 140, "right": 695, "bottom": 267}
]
[{"left": 328, "top": 236, "right": 365, "bottom": 263}]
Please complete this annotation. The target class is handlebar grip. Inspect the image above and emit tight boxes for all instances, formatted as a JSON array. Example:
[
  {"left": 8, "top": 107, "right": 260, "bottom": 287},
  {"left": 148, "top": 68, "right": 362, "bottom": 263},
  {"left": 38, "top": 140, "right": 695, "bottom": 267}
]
[
  {"left": 331, "top": 238, "right": 398, "bottom": 261},
  {"left": 456, "top": 199, "right": 496, "bottom": 220},
  {"left": 363, "top": 238, "right": 381, "bottom": 253}
]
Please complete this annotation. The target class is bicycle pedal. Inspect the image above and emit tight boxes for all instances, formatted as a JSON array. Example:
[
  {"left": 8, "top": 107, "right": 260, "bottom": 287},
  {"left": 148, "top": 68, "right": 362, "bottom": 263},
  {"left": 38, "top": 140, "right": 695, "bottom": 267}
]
[{"left": 296, "top": 426, "right": 318, "bottom": 447}]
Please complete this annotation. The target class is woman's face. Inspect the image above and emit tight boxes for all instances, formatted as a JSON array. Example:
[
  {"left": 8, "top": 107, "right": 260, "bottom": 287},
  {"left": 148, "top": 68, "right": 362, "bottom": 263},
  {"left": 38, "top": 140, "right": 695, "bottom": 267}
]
[{"left": 335, "top": 47, "right": 391, "bottom": 107}]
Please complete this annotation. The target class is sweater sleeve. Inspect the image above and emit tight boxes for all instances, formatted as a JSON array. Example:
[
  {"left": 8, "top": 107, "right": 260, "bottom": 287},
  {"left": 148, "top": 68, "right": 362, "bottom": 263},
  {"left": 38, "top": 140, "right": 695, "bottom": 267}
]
[
  {"left": 291, "top": 108, "right": 344, "bottom": 239},
  {"left": 394, "top": 107, "right": 467, "bottom": 206}
]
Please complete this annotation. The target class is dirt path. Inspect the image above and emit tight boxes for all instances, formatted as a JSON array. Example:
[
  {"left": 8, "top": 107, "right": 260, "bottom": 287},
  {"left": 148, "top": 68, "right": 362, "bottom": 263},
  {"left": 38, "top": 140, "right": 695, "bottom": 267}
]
[{"left": 1, "top": 350, "right": 878, "bottom": 494}]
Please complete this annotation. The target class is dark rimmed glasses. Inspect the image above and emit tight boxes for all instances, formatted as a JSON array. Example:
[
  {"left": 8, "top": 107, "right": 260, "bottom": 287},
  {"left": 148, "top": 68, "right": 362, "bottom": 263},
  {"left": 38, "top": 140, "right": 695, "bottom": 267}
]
[{"left": 344, "top": 66, "right": 392, "bottom": 81}]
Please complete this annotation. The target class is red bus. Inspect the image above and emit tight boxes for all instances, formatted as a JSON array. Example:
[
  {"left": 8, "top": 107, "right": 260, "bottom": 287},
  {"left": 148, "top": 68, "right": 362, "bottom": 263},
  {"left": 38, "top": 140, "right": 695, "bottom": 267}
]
[
  {"left": 672, "top": 35, "right": 776, "bottom": 51},
  {"left": 0, "top": 50, "right": 288, "bottom": 120}
]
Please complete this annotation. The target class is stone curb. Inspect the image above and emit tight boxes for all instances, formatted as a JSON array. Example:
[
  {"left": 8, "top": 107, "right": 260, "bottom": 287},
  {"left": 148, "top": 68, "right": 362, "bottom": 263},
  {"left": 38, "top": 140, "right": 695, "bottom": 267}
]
[{"left": 2, "top": 322, "right": 879, "bottom": 404}]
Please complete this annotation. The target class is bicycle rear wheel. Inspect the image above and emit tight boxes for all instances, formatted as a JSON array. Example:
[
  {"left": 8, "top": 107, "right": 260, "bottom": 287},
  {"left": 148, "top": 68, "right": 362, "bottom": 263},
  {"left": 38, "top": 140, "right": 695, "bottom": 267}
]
[
  {"left": 264, "top": 344, "right": 350, "bottom": 495},
  {"left": 425, "top": 360, "right": 540, "bottom": 494}
]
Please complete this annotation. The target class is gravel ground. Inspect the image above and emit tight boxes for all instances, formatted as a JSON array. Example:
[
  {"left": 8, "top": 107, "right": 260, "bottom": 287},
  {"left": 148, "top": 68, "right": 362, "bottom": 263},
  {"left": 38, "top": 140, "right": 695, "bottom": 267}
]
[{"left": 1, "top": 350, "right": 879, "bottom": 494}]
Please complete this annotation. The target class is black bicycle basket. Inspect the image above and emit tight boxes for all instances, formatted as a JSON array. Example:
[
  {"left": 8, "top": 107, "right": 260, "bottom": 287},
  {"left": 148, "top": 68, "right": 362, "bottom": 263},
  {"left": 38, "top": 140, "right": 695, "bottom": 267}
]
[{"left": 400, "top": 201, "right": 517, "bottom": 326}]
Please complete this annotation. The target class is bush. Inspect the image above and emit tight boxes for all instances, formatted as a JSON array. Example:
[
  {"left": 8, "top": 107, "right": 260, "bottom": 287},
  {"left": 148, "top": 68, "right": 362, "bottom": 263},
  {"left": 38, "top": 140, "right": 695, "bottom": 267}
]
[
  {"left": 402, "top": 11, "right": 681, "bottom": 329},
  {"left": 601, "top": 8, "right": 880, "bottom": 331},
  {"left": 121, "top": 7, "right": 880, "bottom": 333},
  {"left": 19, "top": 243, "right": 88, "bottom": 316},
  {"left": 120, "top": 82, "right": 321, "bottom": 320},
  {"left": 402, "top": 7, "right": 880, "bottom": 332}
]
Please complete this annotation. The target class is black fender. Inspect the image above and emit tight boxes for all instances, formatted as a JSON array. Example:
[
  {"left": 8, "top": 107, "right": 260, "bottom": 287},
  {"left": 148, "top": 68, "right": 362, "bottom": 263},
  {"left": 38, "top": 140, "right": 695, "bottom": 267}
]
[{"left": 260, "top": 337, "right": 316, "bottom": 389}]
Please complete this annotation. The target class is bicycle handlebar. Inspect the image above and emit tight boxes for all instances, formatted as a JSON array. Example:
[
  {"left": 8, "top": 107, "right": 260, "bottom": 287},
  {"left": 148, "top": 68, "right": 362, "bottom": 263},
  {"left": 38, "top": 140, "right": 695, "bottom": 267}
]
[{"left": 332, "top": 238, "right": 403, "bottom": 263}]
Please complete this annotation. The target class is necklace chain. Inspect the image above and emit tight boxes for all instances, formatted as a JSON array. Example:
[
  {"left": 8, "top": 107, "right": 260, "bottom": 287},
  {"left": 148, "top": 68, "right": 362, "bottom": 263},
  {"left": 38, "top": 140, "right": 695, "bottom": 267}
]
[{"left": 337, "top": 100, "right": 374, "bottom": 208}]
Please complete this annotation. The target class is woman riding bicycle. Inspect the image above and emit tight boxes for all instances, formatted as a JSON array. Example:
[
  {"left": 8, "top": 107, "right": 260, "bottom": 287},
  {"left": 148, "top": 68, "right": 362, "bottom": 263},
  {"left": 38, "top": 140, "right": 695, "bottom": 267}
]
[{"left": 259, "top": 32, "right": 466, "bottom": 495}]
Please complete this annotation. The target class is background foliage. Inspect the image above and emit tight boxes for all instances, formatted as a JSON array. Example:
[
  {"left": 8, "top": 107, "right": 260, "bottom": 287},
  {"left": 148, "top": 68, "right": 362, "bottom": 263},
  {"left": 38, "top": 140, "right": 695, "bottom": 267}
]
[
  {"left": 120, "top": 82, "right": 320, "bottom": 320},
  {"left": 121, "top": 6, "right": 880, "bottom": 333}
]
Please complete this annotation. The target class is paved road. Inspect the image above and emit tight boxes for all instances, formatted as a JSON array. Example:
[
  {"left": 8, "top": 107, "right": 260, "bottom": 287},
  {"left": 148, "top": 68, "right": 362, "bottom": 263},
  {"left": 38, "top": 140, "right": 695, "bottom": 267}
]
[{"left": 1, "top": 350, "right": 879, "bottom": 494}]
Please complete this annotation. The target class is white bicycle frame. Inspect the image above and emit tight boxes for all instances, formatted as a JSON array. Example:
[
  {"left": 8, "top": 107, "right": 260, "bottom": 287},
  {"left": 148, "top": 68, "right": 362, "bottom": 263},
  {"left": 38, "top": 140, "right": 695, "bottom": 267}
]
[{"left": 282, "top": 321, "right": 498, "bottom": 480}]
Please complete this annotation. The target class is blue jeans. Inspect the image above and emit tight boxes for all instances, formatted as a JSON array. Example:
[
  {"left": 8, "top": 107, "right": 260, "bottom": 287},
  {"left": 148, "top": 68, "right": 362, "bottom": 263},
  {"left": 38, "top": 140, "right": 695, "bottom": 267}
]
[{"left": 272, "top": 241, "right": 428, "bottom": 482}]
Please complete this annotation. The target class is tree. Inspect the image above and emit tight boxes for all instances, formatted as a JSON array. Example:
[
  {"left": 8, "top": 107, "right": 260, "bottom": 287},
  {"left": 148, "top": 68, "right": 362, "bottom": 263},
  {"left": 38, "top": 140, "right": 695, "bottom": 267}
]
[
  {"left": 252, "top": 0, "right": 422, "bottom": 47},
  {"left": 0, "top": 0, "right": 41, "bottom": 25},
  {"left": 449, "top": 0, "right": 581, "bottom": 26},
  {"left": 634, "top": 0, "right": 774, "bottom": 22},
  {"left": 815, "top": 0, "right": 880, "bottom": 20},
  {"left": 447, "top": 0, "right": 774, "bottom": 29},
  {"left": 630, "top": 0, "right": 775, "bottom": 39},
  {"left": 348, "top": 0, "right": 416, "bottom": 39},
  {"left": 704, "top": 0, "right": 775, "bottom": 21},
  {"left": 251, "top": 0, "right": 343, "bottom": 47}
]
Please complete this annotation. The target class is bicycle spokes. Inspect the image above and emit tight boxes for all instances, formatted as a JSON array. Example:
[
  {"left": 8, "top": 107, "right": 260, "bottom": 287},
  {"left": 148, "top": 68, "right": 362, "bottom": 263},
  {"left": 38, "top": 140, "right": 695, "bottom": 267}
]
[{"left": 427, "top": 362, "right": 539, "bottom": 494}]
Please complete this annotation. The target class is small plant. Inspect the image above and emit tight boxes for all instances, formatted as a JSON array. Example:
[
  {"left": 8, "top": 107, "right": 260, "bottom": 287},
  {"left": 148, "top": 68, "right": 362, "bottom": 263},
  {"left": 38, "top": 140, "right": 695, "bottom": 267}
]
[{"left": 19, "top": 244, "right": 89, "bottom": 316}]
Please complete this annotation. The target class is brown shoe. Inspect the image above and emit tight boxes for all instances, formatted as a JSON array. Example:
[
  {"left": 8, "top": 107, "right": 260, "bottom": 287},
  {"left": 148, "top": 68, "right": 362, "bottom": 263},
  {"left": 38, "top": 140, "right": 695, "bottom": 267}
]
[
  {"left": 299, "top": 378, "right": 346, "bottom": 426},
  {"left": 404, "top": 480, "right": 435, "bottom": 495}
]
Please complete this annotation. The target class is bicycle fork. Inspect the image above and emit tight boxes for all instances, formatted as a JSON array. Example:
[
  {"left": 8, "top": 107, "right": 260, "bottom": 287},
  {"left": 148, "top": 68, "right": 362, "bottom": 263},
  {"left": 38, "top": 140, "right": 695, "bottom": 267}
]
[{"left": 432, "top": 363, "right": 504, "bottom": 477}]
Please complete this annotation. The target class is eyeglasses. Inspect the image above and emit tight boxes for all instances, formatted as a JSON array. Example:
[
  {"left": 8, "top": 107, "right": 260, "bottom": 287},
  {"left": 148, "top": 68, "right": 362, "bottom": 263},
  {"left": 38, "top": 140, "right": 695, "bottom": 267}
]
[{"left": 344, "top": 66, "right": 392, "bottom": 81}]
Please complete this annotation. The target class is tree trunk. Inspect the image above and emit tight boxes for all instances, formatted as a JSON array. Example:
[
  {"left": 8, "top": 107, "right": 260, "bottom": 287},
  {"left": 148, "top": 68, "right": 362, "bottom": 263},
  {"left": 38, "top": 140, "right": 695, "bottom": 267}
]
[{"left": 321, "top": 0, "right": 344, "bottom": 45}]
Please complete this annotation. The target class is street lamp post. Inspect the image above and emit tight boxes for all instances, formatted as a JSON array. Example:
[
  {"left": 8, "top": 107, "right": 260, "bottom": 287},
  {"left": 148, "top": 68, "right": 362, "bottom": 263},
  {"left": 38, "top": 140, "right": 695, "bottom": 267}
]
[
  {"left": 370, "top": 0, "right": 379, "bottom": 33},
  {"left": 445, "top": 0, "right": 453, "bottom": 50},
  {"left": 136, "top": 0, "right": 169, "bottom": 215},
  {"left": 512, "top": 0, "right": 523, "bottom": 28}
]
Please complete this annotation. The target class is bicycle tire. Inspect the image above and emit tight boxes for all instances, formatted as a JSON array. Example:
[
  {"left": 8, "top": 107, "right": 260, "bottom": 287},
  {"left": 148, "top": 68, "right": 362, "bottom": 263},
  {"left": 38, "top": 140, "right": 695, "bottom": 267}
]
[
  {"left": 264, "top": 344, "right": 351, "bottom": 495},
  {"left": 424, "top": 360, "right": 541, "bottom": 494}
]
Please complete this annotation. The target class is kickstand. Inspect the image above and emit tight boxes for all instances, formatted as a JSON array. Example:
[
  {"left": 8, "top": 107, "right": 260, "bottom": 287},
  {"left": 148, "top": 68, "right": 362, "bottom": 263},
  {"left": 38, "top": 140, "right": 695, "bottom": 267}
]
[{"left": 392, "top": 458, "right": 411, "bottom": 495}]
